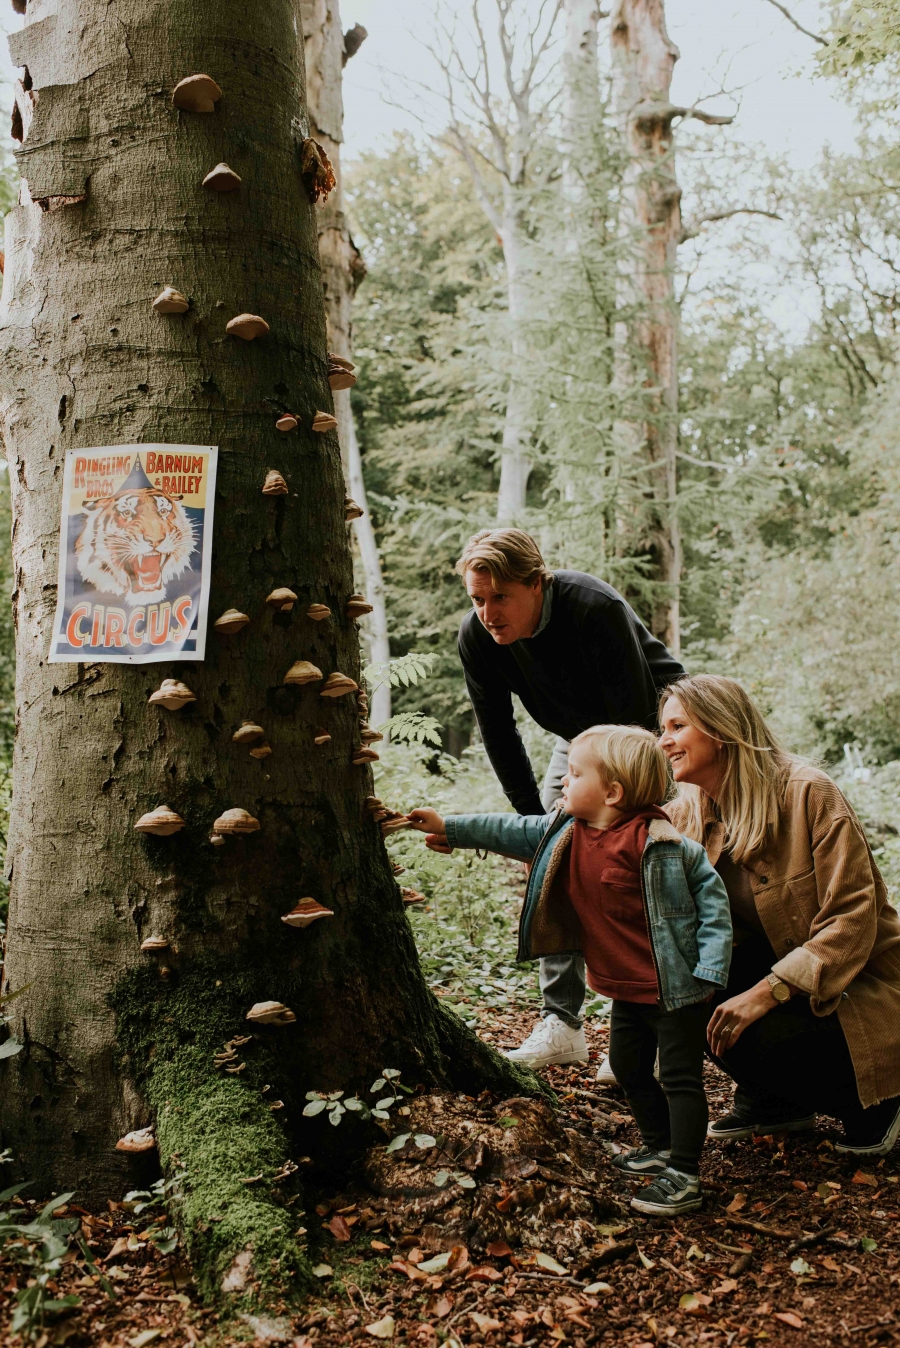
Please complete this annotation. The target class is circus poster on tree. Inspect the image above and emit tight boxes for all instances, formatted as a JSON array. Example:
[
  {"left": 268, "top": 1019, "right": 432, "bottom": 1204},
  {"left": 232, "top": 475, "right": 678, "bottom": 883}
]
[{"left": 48, "top": 445, "right": 218, "bottom": 664}]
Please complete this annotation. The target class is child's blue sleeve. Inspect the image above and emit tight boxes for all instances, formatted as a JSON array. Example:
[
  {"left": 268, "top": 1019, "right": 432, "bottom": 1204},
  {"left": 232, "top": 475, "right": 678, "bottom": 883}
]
[
  {"left": 684, "top": 842, "right": 733, "bottom": 987},
  {"left": 444, "top": 812, "right": 551, "bottom": 862}
]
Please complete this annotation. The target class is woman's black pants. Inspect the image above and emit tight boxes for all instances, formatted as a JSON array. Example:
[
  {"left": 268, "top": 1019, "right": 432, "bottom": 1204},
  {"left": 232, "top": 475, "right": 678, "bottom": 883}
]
[{"left": 708, "top": 934, "right": 872, "bottom": 1132}]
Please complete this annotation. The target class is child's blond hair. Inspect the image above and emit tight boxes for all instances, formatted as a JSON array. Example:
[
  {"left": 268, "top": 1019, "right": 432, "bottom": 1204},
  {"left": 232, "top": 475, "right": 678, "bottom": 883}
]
[{"left": 570, "top": 724, "right": 668, "bottom": 810}]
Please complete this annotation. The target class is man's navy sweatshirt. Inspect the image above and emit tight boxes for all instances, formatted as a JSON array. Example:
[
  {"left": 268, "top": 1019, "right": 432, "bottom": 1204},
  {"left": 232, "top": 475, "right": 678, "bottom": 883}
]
[{"left": 458, "top": 570, "right": 686, "bottom": 816}]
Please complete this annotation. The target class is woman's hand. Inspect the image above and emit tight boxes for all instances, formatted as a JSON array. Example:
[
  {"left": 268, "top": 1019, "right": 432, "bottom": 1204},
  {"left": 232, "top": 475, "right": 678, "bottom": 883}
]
[
  {"left": 407, "top": 808, "right": 452, "bottom": 855},
  {"left": 707, "top": 979, "right": 779, "bottom": 1057}
]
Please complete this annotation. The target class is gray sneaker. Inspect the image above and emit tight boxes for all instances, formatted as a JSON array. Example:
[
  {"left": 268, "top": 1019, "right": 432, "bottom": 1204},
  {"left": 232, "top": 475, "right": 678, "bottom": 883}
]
[
  {"left": 610, "top": 1145, "right": 672, "bottom": 1177},
  {"left": 630, "top": 1167, "right": 702, "bottom": 1216}
]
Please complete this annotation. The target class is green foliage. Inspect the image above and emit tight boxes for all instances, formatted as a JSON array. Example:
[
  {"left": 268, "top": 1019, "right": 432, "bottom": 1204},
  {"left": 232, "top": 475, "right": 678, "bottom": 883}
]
[
  {"left": 303, "top": 1068, "right": 406, "bottom": 1126},
  {"left": 0, "top": 1187, "right": 104, "bottom": 1341},
  {"left": 818, "top": 0, "right": 900, "bottom": 94}
]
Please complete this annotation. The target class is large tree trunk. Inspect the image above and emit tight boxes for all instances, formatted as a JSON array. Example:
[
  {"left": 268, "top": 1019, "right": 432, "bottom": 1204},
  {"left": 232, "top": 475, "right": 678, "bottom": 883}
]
[
  {"left": 610, "top": 0, "right": 683, "bottom": 650},
  {"left": 303, "top": 0, "right": 390, "bottom": 723},
  {"left": 0, "top": 0, "right": 536, "bottom": 1304}
]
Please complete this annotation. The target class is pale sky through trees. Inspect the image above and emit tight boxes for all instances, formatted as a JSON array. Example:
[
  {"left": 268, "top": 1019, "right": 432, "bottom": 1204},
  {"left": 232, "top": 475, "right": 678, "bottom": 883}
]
[{"left": 339, "top": 0, "right": 856, "bottom": 166}]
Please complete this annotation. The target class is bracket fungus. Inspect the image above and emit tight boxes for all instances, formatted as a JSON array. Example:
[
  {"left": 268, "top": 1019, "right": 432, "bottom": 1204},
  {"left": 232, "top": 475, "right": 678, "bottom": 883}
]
[
  {"left": 214, "top": 608, "right": 250, "bottom": 635},
  {"left": 352, "top": 747, "right": 380, "bottom": 766},
  {"left": 116, "top": 1127, "right": 157, "bottom": 1154},
  {"left": 391, "top": 861, "right": 406, "bottom": 876},
  {"left": 328, "top": 354, "right": 357, "bottom": 390},
  {"left": 401, "top": 887, "right": 427, "bottom": 906},
  {"left": 306, "top": 603, "right": 331, "bottom": 622},
  {"left": 281, "top": 898, "right": 334, "bottom": 928},
  {"left": 232, "top": 722, "right": 266, "bottom": 745},
  {"left": 275, "top": 413, "right": 298, "bottom": 432},
  {"left": 262, "top": 469, "right": 289, "bottom": 496},
  {"left": 266, "top": 587, "right": 297, "bottom": 612},
  {"left": 209, "top": 833, "right": 225, "bottom": 847},
  {"left": 135, "top": 806, "right": 185, "bottom": 837},
  {"left": 344, "top": 496, "right": 364, "bottom": 521},
  {"left": 345, "top": 593, "right": 374, "bottom": 619},
  {"left": 311, "top": 411, "right": 338, "bottom": 433},
  {"left": 359, "top": 726, "right": 384, "bottom": 744},
  {"left": 140, "top": 935, "right": 170, "bottom": 952},
  {"left": 380, "top": 808, "right": 412, "bottom": 833},
  {"left": 299, "top": 137, "right": 336, "bottom": 203},
  {"left": 173, "top": 74, "right": 222, "bottom": 113},
  {"left": 320, "top": 672, "right": 359, "bottom": 698},
  {"left": 249, "top": 742, "right": 272, "bottom": 760},
  {"left": 148, "top": 679, "right": 196, "bottom": 711},
  {"left": 152, "top": 287, "right": 189, "bottom": 315},
  {"left": 284, "top": 660, "right": 322, "bottom": 686},
  {"left": 313, "top": 728, "right": 331, "bottom": 745},
  {"left": 202, "top": 161, "right": 241, "bottom": 192},
  {"left": 226, "top": 313, "right": 270, "bottom": 341},
  {"left": 246, "top": 1000, "right": 296, "bottom": 1026},
  {"left": 213, "top": 808, "right": 260, "bottom": 836}
]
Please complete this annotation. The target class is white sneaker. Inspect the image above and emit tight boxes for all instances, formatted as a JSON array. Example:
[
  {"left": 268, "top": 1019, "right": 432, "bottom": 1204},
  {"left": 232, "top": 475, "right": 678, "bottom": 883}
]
[
  {"left": 596, "top": 1051, "right": 659, "bottom": 1085},
  {"left": 596, "top": 1053, "right": 618, "bottom": 1086},
  {"left": 504, "top": 1014, "right": 588, "bottom": 1068}
]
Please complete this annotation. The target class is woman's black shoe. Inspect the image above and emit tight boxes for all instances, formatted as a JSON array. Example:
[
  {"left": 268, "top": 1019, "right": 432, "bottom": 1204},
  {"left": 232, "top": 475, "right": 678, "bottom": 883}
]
[
  {"left": 836, "top": 1096, "right": 900, "bottom": 1155},
  {"left": 708, "top": 1109, "right": 816, "bottom": 1140}
]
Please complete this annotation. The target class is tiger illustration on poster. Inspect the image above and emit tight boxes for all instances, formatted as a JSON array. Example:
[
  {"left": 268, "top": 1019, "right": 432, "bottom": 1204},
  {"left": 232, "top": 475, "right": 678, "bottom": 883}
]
[
  {"left": 48, "top": 445, "right": 218, "bottom": 665},
  {"left": 75, "top": 487, "right": 197, "bottom": 607}
]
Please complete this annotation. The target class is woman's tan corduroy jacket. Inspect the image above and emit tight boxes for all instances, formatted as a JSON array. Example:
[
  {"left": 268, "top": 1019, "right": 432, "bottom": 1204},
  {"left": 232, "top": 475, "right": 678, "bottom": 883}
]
[{"left": 670, "top": 764, "right": 900, "bottom": 1108}]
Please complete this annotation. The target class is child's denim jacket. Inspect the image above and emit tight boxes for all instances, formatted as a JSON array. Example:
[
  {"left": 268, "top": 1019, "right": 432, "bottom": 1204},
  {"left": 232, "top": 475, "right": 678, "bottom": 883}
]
[{"left": 444, "top": 808, "right": 732, "bottom": 1012}]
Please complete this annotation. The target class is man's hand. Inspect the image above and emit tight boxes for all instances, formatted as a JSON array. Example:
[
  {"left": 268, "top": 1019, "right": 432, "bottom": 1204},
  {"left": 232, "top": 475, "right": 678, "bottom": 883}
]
[
  {"left": 408, "top": 808, "right": 452, "bottom": 855},
  {"left": 707, "top": 979, "right": 779, "bottom": 1057}
]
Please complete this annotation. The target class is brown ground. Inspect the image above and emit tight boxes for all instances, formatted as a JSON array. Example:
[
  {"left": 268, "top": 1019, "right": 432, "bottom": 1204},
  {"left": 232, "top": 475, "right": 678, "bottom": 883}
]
[{"left": 3, "top": 1002, "right": 898, "bottom": 1348}]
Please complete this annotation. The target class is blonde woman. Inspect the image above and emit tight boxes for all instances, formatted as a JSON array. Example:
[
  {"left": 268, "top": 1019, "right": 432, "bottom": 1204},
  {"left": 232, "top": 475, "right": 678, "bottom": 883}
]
[{"left": 659, "top": 674, "right": 900, "bottom": 1155}]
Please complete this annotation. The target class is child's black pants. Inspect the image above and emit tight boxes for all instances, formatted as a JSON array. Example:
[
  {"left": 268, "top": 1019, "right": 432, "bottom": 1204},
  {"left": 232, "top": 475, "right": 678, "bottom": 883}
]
[{"left": 608, "top": 998, "right": 711, "bottom": 1173}]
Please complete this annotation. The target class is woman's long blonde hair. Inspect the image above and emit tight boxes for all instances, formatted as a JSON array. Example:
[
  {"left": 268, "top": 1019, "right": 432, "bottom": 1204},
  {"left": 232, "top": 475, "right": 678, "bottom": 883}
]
[{"left": 661, "top": 674, "right": 803, "bottom": 863}]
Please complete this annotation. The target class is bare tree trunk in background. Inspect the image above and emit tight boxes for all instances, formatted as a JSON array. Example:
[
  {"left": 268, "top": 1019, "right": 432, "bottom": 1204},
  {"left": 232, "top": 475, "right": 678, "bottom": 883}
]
[
  {"left": 303, "top": 0, "right": 390, "bottom": 721},
  {"left": 610, "top": 0, "right": 683, "bottom": 650},
  {"left": 496, "top": 181, "right": 535, "bottom": 525},
  {"left": 0, "top": 0, "right": 534, "bottom": 1301},
  {"left": 562, "top": 0, "right": 602, "bottom": 225}
]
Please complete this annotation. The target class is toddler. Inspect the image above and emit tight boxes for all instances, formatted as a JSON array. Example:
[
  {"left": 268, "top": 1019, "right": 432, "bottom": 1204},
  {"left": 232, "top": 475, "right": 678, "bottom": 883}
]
[{"left": 409, "top": 724, "right": 732, "bottom": 1216}]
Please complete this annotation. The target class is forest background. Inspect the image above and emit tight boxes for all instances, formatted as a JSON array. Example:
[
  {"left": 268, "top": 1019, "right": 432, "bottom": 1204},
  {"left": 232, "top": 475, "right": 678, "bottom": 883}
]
[{"left": 1, "top": 0, "right": 900, "bottom": 1001}]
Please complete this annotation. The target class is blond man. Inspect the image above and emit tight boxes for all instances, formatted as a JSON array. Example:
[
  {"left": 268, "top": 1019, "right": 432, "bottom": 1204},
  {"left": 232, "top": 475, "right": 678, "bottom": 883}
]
[{"left": 455, "top": 529, "right": 684, "bottom": 1075}]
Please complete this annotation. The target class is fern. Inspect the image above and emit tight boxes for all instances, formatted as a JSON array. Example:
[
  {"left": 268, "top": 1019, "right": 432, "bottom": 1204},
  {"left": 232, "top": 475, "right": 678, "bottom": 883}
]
[
  {"left": 363, "top": 652, "right": 438, "bottom": 692},
  {"left": 379, "top": 711, "right": 443, "bottom": 747}
]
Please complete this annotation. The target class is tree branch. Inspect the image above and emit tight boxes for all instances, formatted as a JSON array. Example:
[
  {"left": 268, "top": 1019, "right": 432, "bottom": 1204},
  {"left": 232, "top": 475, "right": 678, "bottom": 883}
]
[
  {"left": 761, "top": 0, "right": 827, "bottom": 46},
  {"left": 632, "top": 100, "right": 734, "bottom": 128},
  {"left": 680, "top": 207, "right": 783, "bottom": 242}
]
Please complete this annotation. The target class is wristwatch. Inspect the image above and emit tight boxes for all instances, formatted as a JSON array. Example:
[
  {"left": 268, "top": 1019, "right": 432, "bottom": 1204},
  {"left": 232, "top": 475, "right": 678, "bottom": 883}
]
[{"left": 766, "top": 972, "right": 791, "bottom": 1003}]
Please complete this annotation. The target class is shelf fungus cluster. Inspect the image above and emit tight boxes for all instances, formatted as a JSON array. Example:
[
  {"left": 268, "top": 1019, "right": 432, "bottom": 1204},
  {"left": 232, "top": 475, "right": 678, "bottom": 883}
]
[
  {"left": 266, "top": 587, "right": 297, "bottom": 612},
  {"left": 401, "top": 887, "right": 427, "bottom": 906},
  {"left": 281, "top": 897, "right": 333, "bottom": 928},
  {"left": 215, "top": 1036, "right": 251, "bottom": 1074},
  {"left": 276, "top": 413, "right": 298, "bottom": 432},
  {"left": 320, "top": 672, "right": 358, "bottom": 698},
  {"left": 380, "top": 808, "right": 412, "bottom": 833},
  {"left": 152, "top": 287, "right": 189, "bottom": 315},
  {"left": 213, "top": 808, "right": 260, "bottom": 836},
  {"left": 140, "top": 935, "right": 169, "bottom": 953},
  {"left": 203, "top": 161, "right": 241, "bottom": 192},
  {"left": 284, "top": 660, "right": 322, "bottom": 686},
  {"left": 352, "top": 746, "right": 379, "bottom": 767},
  {"left": 306, "top": 602, "right": 331, "bottom": 622},
  {"left": 345, "top": 593, "right": 373, "bottom": 620},
  {"left": 246, "top": 1000, "right": 296, "bottom": 1026},
  {"left": 215, "top": 608, "right": 250, "bottom": 635},
  {"left": 262, "top": 469, "right": 289, "bottom": 496},
  {"left": 328, "top": 353, "right": 357, "bottom": 390},
  {"left": 148, "top": 679, "right": 195, "bottom": 711},
  {"left": 312, "top": 411, "right": 338, "bottom": 433},
  {"left": 226, "top": 313, "right": 269, "bottom": 341},
  {"left": 115, "top": 1127, "right": 156, "bottom": 1154},
  {"left": 135, "top": 805, "right": 185, "bottom": 837},
  {"left": 173, "top": 73, "right": 222, "bottom": 113},
  {"left": 232, "top": 723, "right": 271, "bottom": 758}
]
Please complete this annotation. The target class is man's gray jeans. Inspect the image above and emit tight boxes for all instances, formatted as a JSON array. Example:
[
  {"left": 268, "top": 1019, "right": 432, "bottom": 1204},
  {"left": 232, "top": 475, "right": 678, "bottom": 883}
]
[{"left": 538, "top": 737, "right": 585, "bottom": 1030}]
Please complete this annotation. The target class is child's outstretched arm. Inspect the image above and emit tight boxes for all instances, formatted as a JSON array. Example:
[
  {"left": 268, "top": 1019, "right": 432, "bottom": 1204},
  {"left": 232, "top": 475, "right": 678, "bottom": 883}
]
[{"left": 408, "top": 808, "right": 451, "bottom": 854}]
